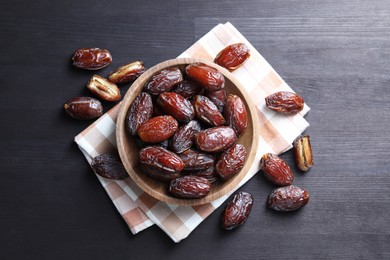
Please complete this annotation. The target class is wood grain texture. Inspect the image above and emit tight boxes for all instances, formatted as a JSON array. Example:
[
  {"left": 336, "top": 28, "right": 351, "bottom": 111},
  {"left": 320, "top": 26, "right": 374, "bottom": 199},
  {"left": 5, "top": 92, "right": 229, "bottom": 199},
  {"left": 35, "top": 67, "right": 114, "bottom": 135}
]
[{"left": 0, "top": 0, "right": 389, "bottom": 259}]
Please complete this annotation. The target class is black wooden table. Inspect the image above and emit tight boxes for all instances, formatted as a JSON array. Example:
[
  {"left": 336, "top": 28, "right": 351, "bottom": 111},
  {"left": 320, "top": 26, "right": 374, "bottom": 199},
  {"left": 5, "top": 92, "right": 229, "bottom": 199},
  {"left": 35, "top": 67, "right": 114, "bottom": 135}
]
[{"left": 1, "top": 1, "right": 389, "bottom": 259}]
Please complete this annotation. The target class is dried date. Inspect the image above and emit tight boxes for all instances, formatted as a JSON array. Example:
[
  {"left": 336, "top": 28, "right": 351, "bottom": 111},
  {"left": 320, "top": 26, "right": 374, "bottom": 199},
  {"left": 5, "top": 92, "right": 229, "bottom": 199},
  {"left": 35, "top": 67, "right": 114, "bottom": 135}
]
[
  {"left": 205, "top": 89, "right": 227, "bottom": 113},
  {"left": 72, "top": 48, "right": 112, "bottom": 70},
  {"left": 169, "top": 176, "right": 211, "bottom": 199},
  {"left": 193, "top": 95, "right": 226, "bottom": 126},
  {"left": 143, "top": 67, "right": 183, "bottom": 95},
  {"left": 195, "top": 126, "right": 237, "bottom": 153},
  {"left": 108, "top": 60, "right": 145, "bottom": 84},
  {"left": 182, "top": 166, "right": 217, "bottom": 184},
  {"left": 215, "top": 144, "right": 247, "bottom": 180},
  {"left": 87, "top": 75, "right": 121, "bottom": 102},
  {"left": 224, "top": 94, "right": 248, "bottom": 137},
  {"left": 91, "top": 152, "right": 128, "bottom": 180},
  {"left": 125, "top": 92, "right": 153, "bottom": 136},
  {"left": 138, "top": 115, "right": 178, "bottom": 143},
  {"left": 221, "top": 191, "right": 253, "bottom": 230},
  {"left": 294, "top": 135, "right": 314, "bottom": 171},
  {"left": 171, "top": 80, "right": 202, "bottom": 99},
  {"left": 139, "top": 146, "right": 184, "bottom": 181},
  {"left": 170, "top": 120, "right": 202, "bottom": 153},
  {"left": 64, "top": 97, "right": 103, "bottom": 120},
  {"left": 265, "top": 91, "right": 304, "bottom": 115},
  {"left": 178, "top": 149, "right": 215, "bottom": 171},
  {"left": 260, "top": 153, "right": 294, "bottom": 186},
  {"left": 185, "top": 63, "right": 225, "bottom": 92},
  {"left": 214, "top": 43, "right": 250, "bottom": 71},
  {"left": 267, "top": 185, "right": 310, "bottom": 211},
  {"left": 157, "top": 92, "right": 195, "bottom": 123}
]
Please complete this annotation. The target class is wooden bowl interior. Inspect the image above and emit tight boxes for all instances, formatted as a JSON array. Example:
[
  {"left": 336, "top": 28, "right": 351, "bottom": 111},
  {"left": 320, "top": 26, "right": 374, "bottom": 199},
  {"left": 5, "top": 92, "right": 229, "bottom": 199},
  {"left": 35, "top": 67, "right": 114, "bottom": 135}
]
[{"left": 116, "top": 58, "right": 259, "bottom": 206}]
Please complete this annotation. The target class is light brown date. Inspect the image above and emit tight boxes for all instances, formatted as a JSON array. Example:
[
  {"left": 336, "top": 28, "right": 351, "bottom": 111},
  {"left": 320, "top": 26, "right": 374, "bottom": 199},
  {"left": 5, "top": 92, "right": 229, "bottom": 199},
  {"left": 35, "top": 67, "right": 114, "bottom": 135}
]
[
  {"left": 195, "top": 126, "right": 237, "bottom": 153},
  {"left": 91, "top": 152, "right": 128, "bottom": 180},
  {"left": 193, "top": 95, "right": 226, "bottom": 126},
  {"left": 294, "top": 135, "right": 314, "bottom": 171},
  {"left": 265, "top": 91, "right": 304, "bottom": 115},
  {"left": 169, "top": 176, "right": 211, "bottom": 199},
  {"left": 260, "top": 153, "right": 294, "bottom": 186},
  {"left": 108, "top": 60, "right": 145, "bottom": 84},
  {"left": 72, "top": 48, "right": 112, "bottom": 70},
  {"left": 170, "top": 120, "right": 202, "bottom": 153},
  {"left": 178, "top": 149, "right": 215, "bottom": 171},
  {"left": 224, "top": 94, "right": 248, "bottom": 137},
  {"left": 125, "top": 92, "right": 153, "bottom": 136},
  {"left": 214, "top": 43, "right": 250, "bottom": 71},
  {"left": 64, "top": 97, "right": 103, "bottom": 120},
  {"left": 87, "top": 75, "right": 121, "bottom": 102},
  {"left": 215, "top": 144, "right": 247, "bottom": 180},
  {"left": 221, "top": 191, "right": 253, "bottom": 230},
  {"left": 139, "top": 146, "right": 184, "bottom": 181},
  {"left": 267, "top": 185, "right": 310, "bottom": 211},
  {"left": 137, "top": 115, "right": 178, "bottom": 143},
  {"left": 157, "top": 92, "right": 195, "bottom": 123},
  {"left": 172, "top": 80, "right": 202, "bottom": 99},
  {"left": 185, "top": 63, "right": 225, "bottom": 92},
  {"left": 143, "top": 67, "right": 183, "bottom": 95},
  {"left": 205, "top": 89, "right": 227, "bottom": 113}
]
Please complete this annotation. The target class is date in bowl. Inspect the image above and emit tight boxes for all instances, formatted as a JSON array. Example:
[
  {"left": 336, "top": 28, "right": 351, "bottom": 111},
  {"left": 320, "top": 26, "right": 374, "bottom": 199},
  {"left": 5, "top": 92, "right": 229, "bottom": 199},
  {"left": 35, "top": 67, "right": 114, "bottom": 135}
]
[{"left": 116, "top": 58, "right": 259, "bottom": 206}]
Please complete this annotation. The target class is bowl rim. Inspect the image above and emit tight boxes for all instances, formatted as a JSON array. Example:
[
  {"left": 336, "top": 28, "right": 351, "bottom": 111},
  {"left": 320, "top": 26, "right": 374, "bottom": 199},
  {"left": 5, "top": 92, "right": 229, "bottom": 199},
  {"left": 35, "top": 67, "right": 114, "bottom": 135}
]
[{"left": 116, "top": 58, "right": 260, "bottom": 206}]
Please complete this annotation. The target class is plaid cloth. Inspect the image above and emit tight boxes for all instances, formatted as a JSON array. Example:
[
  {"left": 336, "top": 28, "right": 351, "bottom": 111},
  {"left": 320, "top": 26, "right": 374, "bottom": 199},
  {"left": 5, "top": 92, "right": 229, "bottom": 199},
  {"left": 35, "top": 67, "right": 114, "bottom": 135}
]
[{"left": 75, "top": 22, "right": 310, "bottom": 243}]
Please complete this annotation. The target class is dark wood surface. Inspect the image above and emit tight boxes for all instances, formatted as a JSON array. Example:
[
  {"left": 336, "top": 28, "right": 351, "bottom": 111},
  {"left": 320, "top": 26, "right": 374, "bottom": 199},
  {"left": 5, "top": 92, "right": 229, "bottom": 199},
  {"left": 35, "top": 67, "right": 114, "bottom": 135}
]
[{"left": 1, "top": 0, "right": 389, "bottom": 259}]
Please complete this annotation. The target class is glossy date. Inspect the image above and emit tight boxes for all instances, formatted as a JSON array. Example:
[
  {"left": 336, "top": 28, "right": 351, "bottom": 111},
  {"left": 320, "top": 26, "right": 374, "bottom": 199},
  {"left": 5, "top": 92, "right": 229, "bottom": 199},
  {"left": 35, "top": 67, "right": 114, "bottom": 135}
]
[
  {"left": 108, "top": 60, "right": 145, "bottom": 84},
  {"left": 224, "top": 94, "right": 248, "bottom": 137},
  {"left": 195, "top": 126, "right": 237, "bottom": 153},
  {"left": 72, "top": 47, "right": 112, "bottom": 70},
  {"left": 91, "top": 152, "right": 128, "bottom": 180},
  {"left": 87, "top": 75, "right": 121, "bottom": 102},
  {"left": 221, "top": 191, "right": 253, "bottom": 230},
  {"left": 169, "top": 176, "right": 211, "bottom": 199},
  {"left": 193, "top": 95, "right": 226, "bottom": 126},
  {"left": 143, "top": 67, "right": 183, "bottom": 95},
  {"left": 178, "top": 149, "right": 215, "bottom": 171},
  {"left": 157, "top": 92, "right": 195, "bottom": 123},
  {"left": 185, "top": 63, "right": 225, "bottom": 92},
  {"left": 125, "top": 92, "right": 153, "bottom": 136},
  {"left": 170, "top": 120, "right": 202, "bottom": 153},
  {"left": 214, "top": 43, "right": 250, "bottom": 71},
  {"left": 260, "top": 153, "right": 294, "bottom": 186},
  {"left": 265, "top": 91, "right": 304, "bottom": 115},
  {"left": 215, "top": 144, "right": 247, "bottom": 180},
  {"left": 64, "top": 97, "right": 103, "bottom": 120},
  {"left": 137, "top": 115, "right": 178, "bottom": 143},
  {"left": 267, "top": 185, "right": 310, "bottom": 211}
]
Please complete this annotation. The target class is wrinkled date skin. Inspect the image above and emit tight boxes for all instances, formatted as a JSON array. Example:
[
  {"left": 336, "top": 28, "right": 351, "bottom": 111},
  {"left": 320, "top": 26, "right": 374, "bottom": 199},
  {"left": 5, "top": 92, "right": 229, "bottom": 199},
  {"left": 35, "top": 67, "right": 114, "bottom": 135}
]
[
  {"left": 170, "top": 120, "right": 202, "bottom": 153},
  {"left": 205, "top": 89, "right": 227, "bottom": 113},
  {"left": 214, "top": 43, "right": 250, "bottom": 71},
  {"left": 137, "top": 115, "right": 178, "bottom": 143},
  {"left": 221, "top": 191, "right": 253, "bottom": 230},
  {"left": 224, "top": 94, "right": 248, "bottom": 137},
  {"left": 178, "top": 149, "right": 215, "bottom": 171},
  {"left": 195, "top": 126, "right": 237, "bottom": 153},
  {"left": 260, "top": 153, "right": 294, "bottom": 186},
  {"left": 216, "top": 144, "right": 247, "bottom": 180},
  {"left": 185, "top": 63, "right": 225, "bottom": 92},
  {"left": 182, "top": 166, "right": 217, "bottom": 184},
  {"left": 193, "top": 95, "right": 226, "bottom": 126},
  {"left": 91, "top": 152, "right": 128, "bottom": 180},
  {"left": 64, "top": 97, "right": 103, "bottom": 120},
  {"left": 172, "top": 80, "right": 202, "bottom": 99},
  {"left": 157, "top": 92, "right": 195, "bottom": 123},
  {"left": 169, "top": 176, "right": 211, "bottom": 199},
  {"left": 87, "top": 75, "right": 121, "bottom": 102},
  {"left": 125, "top": 92, "right": 153, "bottom": 136},
  {"left": 139, "top": 146, "right": 184, "bottom": 181},
  {"left": 72, "top": 48, "right": 112, "bottom": 70},
  {"left": 267, "top": 185, "right": 310, "bottom": 211},
  {"left": 143, "top": 67, "right": 183, "bottom": 95},
  {"left": 265, "top": 91, "right": 304, "bottom": 115},
  {"left": 108, "top": 60, "right": 145, "bottom": 84}
]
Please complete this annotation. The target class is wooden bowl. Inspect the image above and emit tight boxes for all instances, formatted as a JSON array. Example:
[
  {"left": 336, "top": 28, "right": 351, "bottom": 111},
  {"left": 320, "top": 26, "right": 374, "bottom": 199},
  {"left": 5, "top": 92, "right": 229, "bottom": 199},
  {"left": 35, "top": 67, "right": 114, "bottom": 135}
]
[{"left": 116, "top": 58, "right": 259, "bottom": 206}]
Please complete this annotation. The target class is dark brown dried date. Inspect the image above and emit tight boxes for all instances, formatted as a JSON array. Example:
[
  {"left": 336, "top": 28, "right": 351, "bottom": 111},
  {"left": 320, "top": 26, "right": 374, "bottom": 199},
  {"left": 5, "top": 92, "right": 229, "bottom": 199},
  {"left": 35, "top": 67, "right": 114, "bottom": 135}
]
[
  {"left": 195, "top": 126, "right": 237, "bottom": 153},
  {"left": 64, "top": 97, "right": 103, "bottom": 120},
  {"left": 215, "top": 144, "right": 247, "bottom": 180},
  {"left": 178, "top": 149, "right": 215, "bottom": 171},
  {"left": 171, "top": 80, "right": 202, "bottom": 99},
  {"left": 91, "top": 152, "right": 128, "bottom": 180},
  {"left": 125, "top": 92, "right": 153, "bottom": 136},
  {"left": 169, "top": 176, "right": 211, "bottom": 199},
  {"left": 170, "top": 120, "right": 202, "bottom": 153},
  {"left": 193, "top": 95, "right": 226, "bottom": 126},
  {"left": 205, "top": 89, "right": 227, "bottom": 113},
  {"left": 260, "top": 153, "right": 294, "bottom": 186},
  {"left": 221, "top": 191, "right": 253, "bottom": 230},
  {"left": 139, "top": 146, "right": 184, "bottom": 181},
  {"left": 137, "top": 115, "right": 178, "bottom": 143},
  {"left": 214, "top": 43, "right": 250, "bottom": 71},
  {"left": 267, "top": 185, "right": 310, "bottom": 211},
  {"left": 143, "top": 67, "right": 183, "bottom": 95},
  {"left": 108, "top": 60, "right": 145, "bottom": 84},
  {"left": 265, "top": 91, "right": 304, "bottom": 115},
  {"left": 185, "top": 63, "right": 225, "bottom": 92},
  {"left": 72, "top": 48, "right": 112, "bottom": 70},
  {"left": 182, "top": 166, "right": 217, "bottom": 184},
  {"left": 157, "top": 92, "right": 195, "bottom": 123},
  {"left": 224, "top": 94, "right": 248, "bottom": 137}
]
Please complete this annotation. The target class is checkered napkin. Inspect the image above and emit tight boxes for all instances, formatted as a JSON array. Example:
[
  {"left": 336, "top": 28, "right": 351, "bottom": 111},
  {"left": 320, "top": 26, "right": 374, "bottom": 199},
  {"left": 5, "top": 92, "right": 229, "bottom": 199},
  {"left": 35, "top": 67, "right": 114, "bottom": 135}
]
[{"left": 75, "top": 22, "right": 310, "bottom": 243}]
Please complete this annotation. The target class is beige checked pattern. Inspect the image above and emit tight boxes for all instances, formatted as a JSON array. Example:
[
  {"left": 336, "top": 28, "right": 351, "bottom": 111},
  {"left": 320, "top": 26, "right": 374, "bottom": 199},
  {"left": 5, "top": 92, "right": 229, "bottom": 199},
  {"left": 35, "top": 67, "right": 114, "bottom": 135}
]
[{"left": 75, "top": 22, "right": 310, "bottom": 243}]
